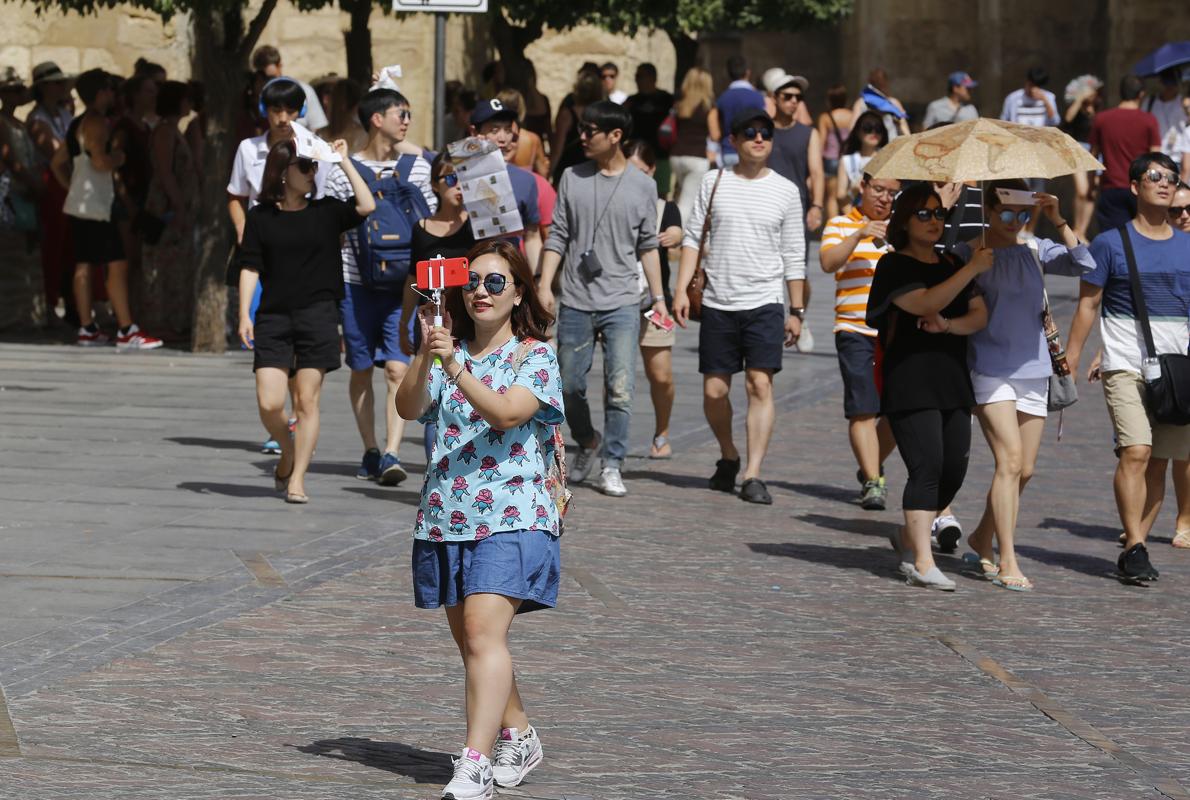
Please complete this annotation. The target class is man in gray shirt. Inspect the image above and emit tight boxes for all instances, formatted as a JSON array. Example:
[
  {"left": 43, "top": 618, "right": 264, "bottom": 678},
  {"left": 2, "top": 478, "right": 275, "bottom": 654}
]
[
  {"left": 539, "top": 101, "right": 668, "bottom": 498},
  {"left": 921, "top": 72, "right": 979, "bottom": 130}
]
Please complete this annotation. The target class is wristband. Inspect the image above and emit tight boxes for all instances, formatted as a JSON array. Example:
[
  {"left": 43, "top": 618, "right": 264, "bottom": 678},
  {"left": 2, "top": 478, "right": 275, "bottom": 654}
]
[
  {"left": 651, "top": 293, "right": 666, "bottom": 304},
  {"left": 789, "top": 306, "right": 805, "bottom": 320}
]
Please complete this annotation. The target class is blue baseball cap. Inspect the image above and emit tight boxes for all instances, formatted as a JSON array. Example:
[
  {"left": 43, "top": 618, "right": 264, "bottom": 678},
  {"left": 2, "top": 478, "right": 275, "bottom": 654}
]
[
  {"left": 948, "top": 71, "right": 978, "bottom": 88},
  {"left": 469, "top": 98, "right": 517, "bottom": 127}
]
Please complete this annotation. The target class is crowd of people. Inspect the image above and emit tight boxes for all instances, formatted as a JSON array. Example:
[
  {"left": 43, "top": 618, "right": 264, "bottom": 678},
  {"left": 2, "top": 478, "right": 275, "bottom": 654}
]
[{"left": 3, "top": 46, "right": 1190, "bottom": 800}]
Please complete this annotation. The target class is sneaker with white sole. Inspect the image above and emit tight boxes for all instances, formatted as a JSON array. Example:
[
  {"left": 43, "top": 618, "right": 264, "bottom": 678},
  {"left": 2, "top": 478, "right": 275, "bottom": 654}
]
[
  {"left": 115, "top": 324, "right": 163, "bottom": 351},
  {"left": 441, "top": 747, "right": 493, "bottom": 800},
  {"left": 77, "top": 325, "right": 110, "bottom": 347},
  {"left": 594, "top": 466, "right": 627, "bottom": 497},
  {"left": 492, "top": 725, "right": 543, "bottom": 788},
  {"left": 906, "top": 565, "right": 956, "bottom": 591},
  {"left": 931, "top": 514, "right": 962, "bottom": 553},
  {"left": 569, "top": 432, "right": 601, "bottom": 484}
]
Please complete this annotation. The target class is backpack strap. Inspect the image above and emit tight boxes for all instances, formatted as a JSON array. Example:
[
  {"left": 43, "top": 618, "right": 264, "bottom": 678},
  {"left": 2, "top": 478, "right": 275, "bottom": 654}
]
[
  {"left": 349, "top": 157, "right": 380, "bottom": 191},
  {"left": 394, "top": 153, "right": 416, "bottom": 184}
]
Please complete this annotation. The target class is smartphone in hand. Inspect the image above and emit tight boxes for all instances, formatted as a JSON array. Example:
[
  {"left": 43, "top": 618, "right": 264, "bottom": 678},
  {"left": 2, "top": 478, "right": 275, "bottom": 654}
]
[{"left": 644, "top": 309, "right": 675, "bottom": 333}]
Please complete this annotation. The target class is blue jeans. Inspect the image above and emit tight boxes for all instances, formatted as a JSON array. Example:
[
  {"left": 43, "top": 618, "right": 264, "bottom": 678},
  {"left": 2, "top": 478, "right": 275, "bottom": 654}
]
[{"left": 556, "top": 303, "right": 640, "bottom": 469}]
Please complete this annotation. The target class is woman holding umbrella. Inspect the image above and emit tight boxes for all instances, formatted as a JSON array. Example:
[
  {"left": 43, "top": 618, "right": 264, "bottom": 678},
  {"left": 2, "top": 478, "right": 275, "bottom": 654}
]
[{"left": 953, "top": 180, "right": 1094, "bottom": 590}]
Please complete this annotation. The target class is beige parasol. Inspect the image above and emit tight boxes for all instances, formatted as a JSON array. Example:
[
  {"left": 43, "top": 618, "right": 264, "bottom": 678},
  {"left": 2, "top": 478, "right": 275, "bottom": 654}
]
[{"left": 863, "top": 118, "right": 1102, "bottom": 183}]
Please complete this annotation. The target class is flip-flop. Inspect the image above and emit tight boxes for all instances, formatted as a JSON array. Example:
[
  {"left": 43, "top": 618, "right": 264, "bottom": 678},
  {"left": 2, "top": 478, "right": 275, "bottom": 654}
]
[
  {"left": 961, "top": 552, "right": 1000, "bottom": 578},
  {"left": 649, "top": 435, "right": 673, "bottom": 460},
  {"left": 991, "top": 574, "right": 1034, "bottom": 592},
  {"left": 1172, "top": 530, "right": 1190, "bottom": 549}
]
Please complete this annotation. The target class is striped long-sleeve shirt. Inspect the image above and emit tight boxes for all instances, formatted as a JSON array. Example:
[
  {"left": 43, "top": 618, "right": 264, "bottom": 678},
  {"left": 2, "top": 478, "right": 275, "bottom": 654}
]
[{"left": 820, "top": 208, "right": 889, "bottom": 336}]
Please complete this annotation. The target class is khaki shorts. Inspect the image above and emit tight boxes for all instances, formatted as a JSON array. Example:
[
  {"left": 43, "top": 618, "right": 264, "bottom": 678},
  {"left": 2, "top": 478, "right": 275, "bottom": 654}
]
[
  {"left": 640, "top": 314, "right": 676, "bottom": 348},
  {"left": 1103, "top": 370, "right": 1190, "bottom": 460}
]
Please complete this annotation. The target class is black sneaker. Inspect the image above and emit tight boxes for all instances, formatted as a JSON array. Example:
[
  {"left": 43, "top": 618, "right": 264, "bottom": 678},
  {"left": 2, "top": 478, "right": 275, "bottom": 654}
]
[
  {"left": 709, "top": 458, "right": 740, "bottom": 493},
  {"left": 739, "top": 478, "right": 772, "bottom": 505},
  {"left": 1117, "top": 542, "right": 1159, "bottom": 583}
]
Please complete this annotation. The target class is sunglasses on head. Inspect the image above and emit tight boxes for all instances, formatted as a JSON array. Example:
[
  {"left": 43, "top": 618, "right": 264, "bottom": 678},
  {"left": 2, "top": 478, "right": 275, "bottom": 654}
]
[
  {"left": 439, "top": 172, "right": 459, "bottom": 188},
  {"left": 998, "top": 208, "right": 1032, "bottom": 225},
  {"left": 1169, "top": 204, "right": 1190, "bottom": 218},
  {"left": 1144, "top": 169, "right": 1179, "bottom": 187},
  {"left": 289, "top": 158, "right": 317, "bottom": 175},
  {"left": 741, "top": 126, "right": 774, "bottom": 141},
  {"left": 912, "top": 207, "right": 948, "bottom": 222},
  {"left": 777, "top": 91, "right": 802, "bottom": 102},
  {"left": 463, "top": 271, "right": 510, "bottom": 295}
]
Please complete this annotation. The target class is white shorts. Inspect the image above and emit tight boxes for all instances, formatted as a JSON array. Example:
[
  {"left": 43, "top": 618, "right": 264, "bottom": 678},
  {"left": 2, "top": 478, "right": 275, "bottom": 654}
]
[{"left": 971, "top": 372, "right": 1048, "bottom": 417}]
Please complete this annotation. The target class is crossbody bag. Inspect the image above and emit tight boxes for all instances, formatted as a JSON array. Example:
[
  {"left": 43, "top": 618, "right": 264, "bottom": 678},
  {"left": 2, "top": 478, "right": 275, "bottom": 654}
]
[{"left": 1118, "top": 224, "right": 1190, "bottom": 425}]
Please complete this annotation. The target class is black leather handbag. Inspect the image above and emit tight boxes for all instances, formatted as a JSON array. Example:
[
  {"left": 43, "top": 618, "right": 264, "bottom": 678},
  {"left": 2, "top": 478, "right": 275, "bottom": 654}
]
[{"left": 1119, "top": 224, "right": 1190, "bottom": 425}]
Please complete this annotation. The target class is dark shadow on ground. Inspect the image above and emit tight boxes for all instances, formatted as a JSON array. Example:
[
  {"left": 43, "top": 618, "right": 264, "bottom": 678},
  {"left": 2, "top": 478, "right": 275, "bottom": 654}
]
[
  {"left": 1015, "top": 543, "right": 1119, "bottom": 581},
  {"left": 166, "top": 436, "right": 262, "bottom": 453},
  {"left": 619, "top": 469, "right": 711, "bottom": 490},
  {"left": 175, "top": 481, "right": 279, "bottom": 498},
  {"left": 340, "top": 486, "right": 420, "bottom": 503},
  {"left": 769, "top": 481, "right": 857, "bottom": 505},
  {"left": 1037, "top": 517, "right": 1119, "bottom": 542},
  {"left": 796, "top": 512, "right": 892, "bottom": 539},
  {"left": 747, "top": 541, "right": 902, "bottom": 580},
  {"left": 294, "top": 738, "right": 452, "bottom": 783}
]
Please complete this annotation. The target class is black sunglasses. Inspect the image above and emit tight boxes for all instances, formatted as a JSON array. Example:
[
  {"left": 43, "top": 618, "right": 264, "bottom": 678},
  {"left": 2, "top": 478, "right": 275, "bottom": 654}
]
[
  {"left": 579, "top": 124, "right": 604, "bottom": 139},
  {"left": 439, "top": 173, "right": 459, "bottom": 188},
  {"left": 396, "top": 108, "right": 412, "bottom": 122},
  {"left": 860, "top": 122, "right": 884, "bottom": 134},
  {"left": 1169, "top": 205, "right": 1190, "bottom": 217},
  {"left": 777, "top": 91, "right": 803, "bottom": 102},
  {"left": 289, "top": 158, "right": 317, "bottom": 174},
  {"left": 741, "top": 126, "right": 774, "bottom": 141},
  {"left": 463, "top": 271, "right": 510, "bottom": 295},
  {"left": 912, "top": 207, "right": 948, "bottom": 222},
  {"left": 997, "top": 209, "right": 1032, "bottom": 225}
]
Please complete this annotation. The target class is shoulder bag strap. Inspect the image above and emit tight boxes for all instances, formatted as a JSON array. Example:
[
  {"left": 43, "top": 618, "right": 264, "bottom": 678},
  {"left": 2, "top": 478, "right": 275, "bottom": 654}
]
[
  {"left": 696, "top": 168, "right": 726, "bottom": 264},
  {"left": 828, "top": 112, "right": 845, "bottom": 149},
  {"left": 588, "top": 168, "right": 627, "bottom": 252},
  {"left": 1118, "top": 223, "right": 1159, "bottom": 360}
]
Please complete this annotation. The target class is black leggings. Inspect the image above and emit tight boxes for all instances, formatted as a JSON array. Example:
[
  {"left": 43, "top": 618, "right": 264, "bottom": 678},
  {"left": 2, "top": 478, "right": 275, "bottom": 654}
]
[{"left": 887, "top": 408, "right": 971, "bottom": 511}]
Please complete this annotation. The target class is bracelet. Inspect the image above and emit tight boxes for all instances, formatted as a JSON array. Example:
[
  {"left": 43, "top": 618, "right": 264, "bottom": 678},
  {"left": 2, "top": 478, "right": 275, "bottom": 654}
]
[
  {"left": 1054, "top": 219, "right": 1069, "bottom": 228},
  {"left": 444, "top": 361, "right": 465, "bottom": 385},
  {"left": 651, "top": 293, "right": 666, "bottom": 304}
]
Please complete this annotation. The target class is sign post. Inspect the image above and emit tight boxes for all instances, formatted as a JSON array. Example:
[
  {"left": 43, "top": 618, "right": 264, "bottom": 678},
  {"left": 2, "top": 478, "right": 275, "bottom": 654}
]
[{"left": 392, "top": 0, "right": 490, "bottom": 152}]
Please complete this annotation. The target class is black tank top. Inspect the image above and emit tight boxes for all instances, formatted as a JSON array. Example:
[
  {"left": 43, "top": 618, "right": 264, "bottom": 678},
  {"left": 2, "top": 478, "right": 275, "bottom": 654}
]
[{"left": 769, "top": 123, "right": 812, "bottom": 210}]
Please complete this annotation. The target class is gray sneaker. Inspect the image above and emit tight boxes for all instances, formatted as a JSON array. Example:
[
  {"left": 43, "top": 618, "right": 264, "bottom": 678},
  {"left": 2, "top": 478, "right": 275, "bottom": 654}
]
[
  {"left": 860, "top": 479, "right": 887, "bottom": 510},
  {"left": 569, "top": 432, "right": 602, "bottom": 484},
  {"left": 492, "top": 725, "right": 543, "bottom": 788},
  {"left": 594, "top": 466, "right": 627, "bottom": 497}
]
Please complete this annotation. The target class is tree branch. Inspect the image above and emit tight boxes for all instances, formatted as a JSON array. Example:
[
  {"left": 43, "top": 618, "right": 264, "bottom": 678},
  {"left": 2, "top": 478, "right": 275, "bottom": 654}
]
[{"left": 237, "top": 0, "right": 280, "bottom": 61}]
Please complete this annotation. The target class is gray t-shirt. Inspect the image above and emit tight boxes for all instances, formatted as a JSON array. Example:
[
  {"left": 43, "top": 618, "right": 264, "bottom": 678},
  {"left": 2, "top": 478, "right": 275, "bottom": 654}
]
[
  {"left": 921, "top": 96, "right": 978, "bottom": 129},
  {"left": 545, "top": 160, "right": 660, "bottom": 312}
]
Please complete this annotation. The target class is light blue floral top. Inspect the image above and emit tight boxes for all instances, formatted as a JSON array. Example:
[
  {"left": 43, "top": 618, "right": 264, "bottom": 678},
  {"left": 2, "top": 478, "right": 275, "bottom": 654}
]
[{"left": 415, "top": 336, "right": 565, "bottom": 542}]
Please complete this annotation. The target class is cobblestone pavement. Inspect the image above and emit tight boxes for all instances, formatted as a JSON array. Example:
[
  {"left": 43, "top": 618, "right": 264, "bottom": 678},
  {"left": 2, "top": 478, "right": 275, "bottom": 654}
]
[{"left": 1, "top": 265, "right": 1189, "bottom": 799}]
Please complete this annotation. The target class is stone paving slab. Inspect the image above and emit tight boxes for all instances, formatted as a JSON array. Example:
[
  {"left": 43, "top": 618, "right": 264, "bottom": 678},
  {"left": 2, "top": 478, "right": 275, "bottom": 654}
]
[{"left": 2, "top": 264, "right": 1190, "bottom": 797}]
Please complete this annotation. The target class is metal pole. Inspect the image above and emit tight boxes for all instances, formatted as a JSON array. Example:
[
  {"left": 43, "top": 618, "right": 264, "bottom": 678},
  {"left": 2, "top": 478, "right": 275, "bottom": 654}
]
[{"left": 434, "top": 12, "right": 446, "bottom": 152}]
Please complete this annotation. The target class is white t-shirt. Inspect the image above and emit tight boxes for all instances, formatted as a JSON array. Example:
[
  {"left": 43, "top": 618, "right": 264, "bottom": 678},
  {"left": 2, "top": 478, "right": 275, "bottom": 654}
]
[
  {"left": 295, "top": 80, "right": 329, "bottom": 132},
  {"left": 226, "top": 123, "right": 329, "bottom": 207},
  {"left": 681, "top": 167, "right": 805, "bottom": 312},
  {"left": 1147, "top": 95, "right": 1186, "bottom": 153}
]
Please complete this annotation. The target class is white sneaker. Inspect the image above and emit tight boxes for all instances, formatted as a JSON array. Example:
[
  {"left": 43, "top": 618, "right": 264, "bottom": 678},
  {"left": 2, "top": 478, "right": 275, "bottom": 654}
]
[
  {"left": 594, "top": 466, "right": 627, "bottom": 497},
  {"left": 931, "top": 514, "right": 962, "bottom": 553},
  {"left": 906, "top": 565, "right": 956, "bottom": 591},
  {"left": 796, "top": 323, "right": 815, "bottom": 353},
  {"left": 441, "top": 747, "right": 493, "bottom": 800},
  {"left": 569, "top": 432, "right": 602, "bottom": 484},
  {"left": 492, "top": 725, "right": 543, "bottom": 788}
]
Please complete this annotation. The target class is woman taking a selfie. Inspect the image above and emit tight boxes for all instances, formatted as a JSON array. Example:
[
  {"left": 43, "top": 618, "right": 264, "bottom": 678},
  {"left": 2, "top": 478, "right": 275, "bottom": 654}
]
[
  {"left": 238, "top": 139, "right": 375, "bottom": 503},
  {"left": 396, "top": 239, "right": 564, "bottom": 800}
]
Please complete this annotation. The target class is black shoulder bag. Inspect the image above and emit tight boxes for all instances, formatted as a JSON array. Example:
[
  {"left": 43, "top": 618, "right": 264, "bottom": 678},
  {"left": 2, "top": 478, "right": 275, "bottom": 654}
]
[{"left": 1118, "top": 224, "right": 1190, "bottom": 425}]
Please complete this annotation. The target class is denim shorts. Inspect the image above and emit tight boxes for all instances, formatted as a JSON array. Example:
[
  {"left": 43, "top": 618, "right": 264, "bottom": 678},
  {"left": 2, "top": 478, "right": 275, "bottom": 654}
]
[
  {"left": 412, "top": 530, "right": 561, "bottom": 613},
  {"left": 340, "top": 282, "right": 413, "bottom": 371}
]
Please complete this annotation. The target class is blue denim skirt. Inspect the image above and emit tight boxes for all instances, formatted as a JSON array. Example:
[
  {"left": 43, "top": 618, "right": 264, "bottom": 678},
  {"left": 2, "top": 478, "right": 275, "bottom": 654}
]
[{"left": 412, "top": 530, "right": 561, "bottom": 613}]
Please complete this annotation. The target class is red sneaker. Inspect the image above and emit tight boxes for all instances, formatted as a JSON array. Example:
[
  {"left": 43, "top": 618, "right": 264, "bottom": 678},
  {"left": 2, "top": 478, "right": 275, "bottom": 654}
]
[
  {"left": 116, "top": 324, "right": 163, "bottom": 351},
  {"left": 77, "top": 327, "right": 111, "bottom": 347}
]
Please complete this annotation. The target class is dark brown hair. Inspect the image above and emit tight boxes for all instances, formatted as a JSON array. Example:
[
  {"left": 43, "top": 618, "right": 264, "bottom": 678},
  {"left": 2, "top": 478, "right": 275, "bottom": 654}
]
[
  {"left": 887, "top": 182, "right": 942, "bottom": 250},
  {"left": 825, "top": 83, "right": 848, "bottom": 110},
  {"left": 258, "top": 138, "right": 297, "bottom": 205},
  {"left": 445, "top": 239, "right": 553, "bottom": 343}
]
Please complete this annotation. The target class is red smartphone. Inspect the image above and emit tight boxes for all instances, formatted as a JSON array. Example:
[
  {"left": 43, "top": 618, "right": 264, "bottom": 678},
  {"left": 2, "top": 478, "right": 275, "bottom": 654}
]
[
  {"left": 644, "top": 309, "right": 675, "bottom": 333},
  {"left": 415, "top": 256, "right": 470, "bottom": 290}
]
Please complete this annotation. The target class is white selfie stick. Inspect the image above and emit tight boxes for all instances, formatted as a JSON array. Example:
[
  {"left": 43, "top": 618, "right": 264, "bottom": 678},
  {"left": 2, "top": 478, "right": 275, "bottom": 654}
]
[{"left": 427, "top": 254, "right": 446, "bottom": 366}]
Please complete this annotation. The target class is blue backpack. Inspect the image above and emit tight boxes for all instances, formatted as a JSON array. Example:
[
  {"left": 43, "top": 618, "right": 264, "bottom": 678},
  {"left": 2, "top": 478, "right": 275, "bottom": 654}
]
[{"left": 350, "top": 155, "right": 432, "bottom": 291}]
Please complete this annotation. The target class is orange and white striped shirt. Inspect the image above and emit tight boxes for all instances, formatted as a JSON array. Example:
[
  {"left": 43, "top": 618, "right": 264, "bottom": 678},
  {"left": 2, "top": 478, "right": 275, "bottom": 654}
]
[{"left": 820, "top": 208, "right": 889, "bottom": 337}]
